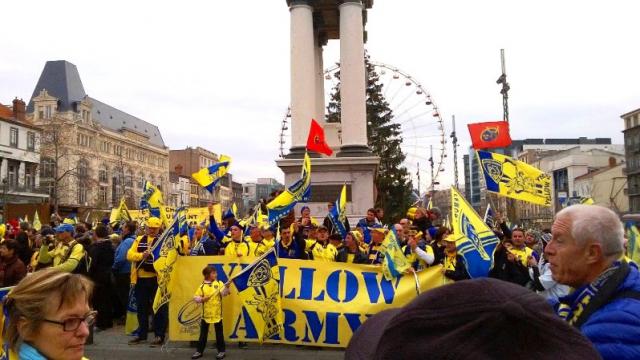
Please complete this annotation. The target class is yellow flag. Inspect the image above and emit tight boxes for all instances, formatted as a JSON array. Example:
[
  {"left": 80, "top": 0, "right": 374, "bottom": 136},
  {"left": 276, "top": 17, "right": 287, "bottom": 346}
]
[
  {"left": 230, "top": 248, "right": 283, "bottom": 342},
  {"left": 33, "top": 211, "right": 42, "bottom": 231},
  {"left": 476, "top": 150, "right": 551, "bottom": 206},
  {"left": 381, "top": 228, "right": 411, "bottom": 280}
]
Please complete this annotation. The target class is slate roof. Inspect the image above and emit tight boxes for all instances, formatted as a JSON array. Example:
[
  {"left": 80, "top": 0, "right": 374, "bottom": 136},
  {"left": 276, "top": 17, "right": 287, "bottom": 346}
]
[{"left": 27, "top": 60, "right": 165, "bottom": 148}]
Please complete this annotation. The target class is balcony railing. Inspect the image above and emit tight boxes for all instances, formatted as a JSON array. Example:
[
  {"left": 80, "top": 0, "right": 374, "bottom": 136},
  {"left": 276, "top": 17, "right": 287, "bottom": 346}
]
[{"left": 2, "top": 184, "right": 50, "bottom": 195}]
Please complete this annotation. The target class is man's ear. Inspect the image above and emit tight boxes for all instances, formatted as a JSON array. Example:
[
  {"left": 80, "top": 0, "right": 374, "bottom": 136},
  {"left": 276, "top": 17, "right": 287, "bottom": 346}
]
[{"left": 585, "top": 241, "right": 603, "bottom": 265}]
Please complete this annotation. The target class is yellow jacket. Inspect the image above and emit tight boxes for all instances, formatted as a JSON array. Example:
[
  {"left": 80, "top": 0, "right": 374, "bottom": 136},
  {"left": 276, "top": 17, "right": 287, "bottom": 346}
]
[
  {"left": 249, "top": 240, "right": 273, "bottom": 257},
  {"left": 224, "top": 239, "right": 252, "bottom": 259},
  {"left": 307, "top": 240, "right": 338, "bottom": 262},
  {"left": 194, "top": 280, "right": 229, "bottom": 323},
  {"left": 510, "top": 246, "right": 534, "bottom": 267},
  {"left": 38, "top": 241, "right": 85, "bottom": 273},
  {"left": 127, "top": 235, "right": 159, "bottom": 284}
]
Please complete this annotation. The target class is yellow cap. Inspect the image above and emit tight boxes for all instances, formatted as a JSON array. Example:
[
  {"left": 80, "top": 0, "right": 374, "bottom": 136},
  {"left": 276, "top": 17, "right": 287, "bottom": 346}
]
[
  {"left": 406, "top": 207, "right": 417, "bottom": 220},
  {"left": 147, "top": 217, "right": 162, "bottom": 228},
  {"left": 443, "top": 234, "right": 456, "bottom": 242}
]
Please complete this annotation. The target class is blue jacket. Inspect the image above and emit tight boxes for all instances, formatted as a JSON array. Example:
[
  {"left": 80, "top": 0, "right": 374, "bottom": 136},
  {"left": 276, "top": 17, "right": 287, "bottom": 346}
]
[
  {"left": 112, "top": 235, "right": 135, "bottom": 274},
  {"left": 561, "top": 263, "right": 640, "bottom": 359}
]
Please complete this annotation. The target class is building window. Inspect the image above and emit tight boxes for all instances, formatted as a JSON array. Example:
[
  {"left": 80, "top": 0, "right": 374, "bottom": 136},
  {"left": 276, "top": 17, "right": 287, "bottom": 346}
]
[
  {"left": 98, "top": 164, "right": 108, "bottom": 183},
  {"left": 138, "top": 173, "right": 144, "bottom": 189},
  {"left": 9, "top": 128, "right": 18, "bottom": 147},
  {"left": 99, "top": 186, "right": 107, "bottom": 203},
  {"left": 7, "top": 163, "right": 17, "bottom": 187},
  {"left": 41, "top": 157, "right": 54, "bottom": 178},
  {"left": 45, "top": 105, "right": 52, "bottom": 119},
  {"left": 77, "top": 159, "right": 89, "bottom": 204},
  {"left": 25, "top": 166, "right": 35, "bottom": 190},
  {"left": 126, "top": 169, "right": 133, "bottom": 187},
  {"left": 27, "top": 132, "right": 35, "bottom": 151}
]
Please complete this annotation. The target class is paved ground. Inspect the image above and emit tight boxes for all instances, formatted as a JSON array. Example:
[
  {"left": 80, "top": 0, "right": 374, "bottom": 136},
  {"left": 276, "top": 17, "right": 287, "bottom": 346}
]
[{"left": 85, "top": 325, "right": 345, "bottom": 360}]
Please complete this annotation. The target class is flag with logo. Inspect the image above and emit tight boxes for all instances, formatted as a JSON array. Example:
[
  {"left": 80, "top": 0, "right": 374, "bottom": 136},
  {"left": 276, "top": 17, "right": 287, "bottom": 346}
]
[
  {"left": 230, "top": 248, "right": 283, "bottom": 342},
  {"left": 267, "top": 152, "right": 311, "bottom": 226},
  {"left": 192, "top": 155, "right": 231, "bottom": 193},
  {"left": 476, "top": 150, "right": 552, "bottom": 206},
  {"left": 450, "top": 186, "right": 500, "bottom": 278},
  {"left": 140, "top": 181, "right": 164, "bottom": 219},
  {"left": 328, "top": 185, "right": 348, "bottom": 238},
  {"left": 151, "top": 207, "right": 185, "bottom": 313},
  {"left": 625, "top": 222, "right": 640, "bottom": 264},
  {"left": 32, "top": 211, "right": 42, "bottom": 232},
  {"left": 380, "top": 227, "right": 411, "bottom": 280},
  {"left": 467, "top": 121, "right": 512, "bottom": 149},
  {"left": 306, "top": 118, "right": 333, "bottom": 156},
  {"left": 0, "top": 286, "right": 17, "bottom": 360}
]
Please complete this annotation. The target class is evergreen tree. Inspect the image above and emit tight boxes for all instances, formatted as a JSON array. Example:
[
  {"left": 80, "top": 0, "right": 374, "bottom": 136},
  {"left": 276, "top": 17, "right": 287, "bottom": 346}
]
[{"left": 326, "top": 55, "right": 413, "bottom": 223}]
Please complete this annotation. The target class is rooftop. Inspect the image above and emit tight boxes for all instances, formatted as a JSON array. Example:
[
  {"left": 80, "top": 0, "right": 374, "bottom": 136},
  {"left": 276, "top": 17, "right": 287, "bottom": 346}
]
[{"left": 27, "top": 60, "right": 165, "bottom": 148}]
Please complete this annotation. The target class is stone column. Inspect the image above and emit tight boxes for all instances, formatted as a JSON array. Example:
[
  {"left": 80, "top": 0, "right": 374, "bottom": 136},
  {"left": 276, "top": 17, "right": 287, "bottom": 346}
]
[
  {"left": 0, "top": 159, "right": 7, "bottom": 184},
  {"left": 289, "top": 1, "right": 316, "bottom": 157},
  {"left": 337, "top": 0, "right": 370, "bottom": 157},
  {"left": 18, "top": 162, "right": 25, "bottom": 187},
  {"left": 314, "top": 34, "right": 326, "bottom": 125}
]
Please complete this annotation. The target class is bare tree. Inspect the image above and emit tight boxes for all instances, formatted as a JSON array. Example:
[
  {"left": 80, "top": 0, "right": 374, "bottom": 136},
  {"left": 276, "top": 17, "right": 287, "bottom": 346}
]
[{"left": 38, "top": 115, "right": 97, "bottom": 214}]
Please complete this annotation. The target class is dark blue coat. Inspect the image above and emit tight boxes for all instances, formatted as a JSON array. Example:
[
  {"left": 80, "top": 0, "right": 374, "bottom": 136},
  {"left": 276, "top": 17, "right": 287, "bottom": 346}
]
[{"left": 569, "top": 263, "right": 640, "bottom": 359}]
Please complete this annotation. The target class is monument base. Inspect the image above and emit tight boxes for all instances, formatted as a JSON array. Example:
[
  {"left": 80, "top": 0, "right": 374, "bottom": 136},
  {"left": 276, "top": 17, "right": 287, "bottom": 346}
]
[{"left": 276, "top": 156, "right": 380, "bottom": 222}]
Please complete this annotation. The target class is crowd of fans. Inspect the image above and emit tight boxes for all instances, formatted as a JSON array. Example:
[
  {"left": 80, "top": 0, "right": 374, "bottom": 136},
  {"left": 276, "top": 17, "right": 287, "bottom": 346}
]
[{"left": 0, "top": 201, "right": 638, "bottom": 359}]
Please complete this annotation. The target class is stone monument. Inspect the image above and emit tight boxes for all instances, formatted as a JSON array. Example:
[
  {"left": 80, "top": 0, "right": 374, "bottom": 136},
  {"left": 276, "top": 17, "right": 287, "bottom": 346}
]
[{"left": 277, "top": 0, "right": 379, "bottom": 220}]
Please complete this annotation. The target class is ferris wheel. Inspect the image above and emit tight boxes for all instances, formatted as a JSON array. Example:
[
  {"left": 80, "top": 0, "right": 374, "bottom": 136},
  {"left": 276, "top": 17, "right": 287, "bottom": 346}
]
[{"left": 279, "top": 61, "right": 447, "bottom": 196}]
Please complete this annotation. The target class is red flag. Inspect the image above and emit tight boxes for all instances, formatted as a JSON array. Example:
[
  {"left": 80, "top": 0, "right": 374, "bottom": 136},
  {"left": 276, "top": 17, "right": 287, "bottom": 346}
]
[
  {"left": 467, "top": 121, "right": 512, "bottom": 149},
  {"left": 306, "top": 119, "right": 333, "bottom": 156}
]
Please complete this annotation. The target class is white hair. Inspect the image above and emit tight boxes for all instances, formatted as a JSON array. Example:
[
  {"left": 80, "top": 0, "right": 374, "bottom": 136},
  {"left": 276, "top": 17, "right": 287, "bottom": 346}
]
[{"left": 555, "top": 205, "right": 624, "bottom": 259}]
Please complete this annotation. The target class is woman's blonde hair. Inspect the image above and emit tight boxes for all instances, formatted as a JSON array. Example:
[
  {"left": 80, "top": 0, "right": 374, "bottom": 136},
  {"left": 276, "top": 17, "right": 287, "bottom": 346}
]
[{"left": 3, "top": 268, "right": 93, "bottom": 350}]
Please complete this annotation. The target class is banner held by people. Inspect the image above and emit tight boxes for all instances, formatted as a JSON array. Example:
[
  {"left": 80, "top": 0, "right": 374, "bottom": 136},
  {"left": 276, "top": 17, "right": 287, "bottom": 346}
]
[
  {"left": 450, "top": 186, "right": 500, "bottom": 278},
  {"left": 483, "top": 203, "right": 495, "bottom": 229},
  {"left": 169, "top": 257, "right": 444, "bottom": 347},
  {"left": 150, "top": 207, "right": 185, "bottom": 313},
  {"left": 476, "top": 150, "right": 552, "bottom": 206}
]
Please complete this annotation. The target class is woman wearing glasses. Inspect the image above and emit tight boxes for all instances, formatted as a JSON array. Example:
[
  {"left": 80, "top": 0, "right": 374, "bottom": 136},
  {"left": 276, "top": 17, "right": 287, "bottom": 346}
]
[{"left": 3, "top": 268, "right": 95, "bottom": 360}]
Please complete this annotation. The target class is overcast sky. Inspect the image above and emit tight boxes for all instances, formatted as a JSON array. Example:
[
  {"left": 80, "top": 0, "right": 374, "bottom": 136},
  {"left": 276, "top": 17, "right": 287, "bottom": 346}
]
[{"left": 1, "top": 0, "right": 638, "bottom": 190}]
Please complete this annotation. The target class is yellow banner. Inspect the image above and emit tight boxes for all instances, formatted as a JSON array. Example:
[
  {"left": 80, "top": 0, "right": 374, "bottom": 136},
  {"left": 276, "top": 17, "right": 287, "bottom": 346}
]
[
  {"left": 109, "top": 205, "right": 221, "bottom": 225},
  {"left": 169, "top": 256, "right": 445, "bottom": 347}
]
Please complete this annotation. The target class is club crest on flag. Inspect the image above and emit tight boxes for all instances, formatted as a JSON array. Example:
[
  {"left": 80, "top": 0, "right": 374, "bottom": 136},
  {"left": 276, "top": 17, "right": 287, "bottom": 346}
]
[
  {"left": 481, "top": 126, "right": 499, "bottom": 142},
  {"left": 461, "top": 213, "right": 490, "bottom": 260},
  {"left": 481, "top": 158, "right": 504, "bottom": 184}
]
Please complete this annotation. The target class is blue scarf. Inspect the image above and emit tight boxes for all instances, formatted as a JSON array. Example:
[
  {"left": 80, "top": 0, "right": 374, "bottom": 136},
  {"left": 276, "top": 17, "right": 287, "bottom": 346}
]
[
  {"left": 557, "top": 260, "right": 625, "bottom": 327},
  {"left": 19, "top": 343, "right": 47, "bottom": 360}
]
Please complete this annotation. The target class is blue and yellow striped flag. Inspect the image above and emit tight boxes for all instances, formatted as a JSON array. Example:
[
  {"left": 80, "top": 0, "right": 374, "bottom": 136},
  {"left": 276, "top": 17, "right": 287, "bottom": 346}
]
[
  {"left": 328, "top": 184, "right": 348, "bottom": 238},
  {"left": 381, "top": 227, "right": 411, "bottom": 280},
  {"left": 476, "top": 150, "right": 551, "bottom": 206},
  {"left": 230, "top": 248, "right": 283, "bottom": 342},
  {"left": 151, "top": 207, "right": 185, "bottom": 313},
  {"left": 450, "top": 186, "right": 500, "bottom": 278},
  {"left": 192, "top": 155, "right": 231, "bottom": 193},
  {"left": 267, "top": 152, "right": 311, "bottom": 226},
  {"left": 140, "top": 181, "right": 164, "bottom": 220}
]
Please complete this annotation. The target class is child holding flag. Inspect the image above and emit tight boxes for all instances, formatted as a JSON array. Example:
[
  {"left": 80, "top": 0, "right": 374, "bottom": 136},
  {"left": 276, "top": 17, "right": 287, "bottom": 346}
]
[{"left": 192, "top": 265, "right": 230, "bottom": 360}]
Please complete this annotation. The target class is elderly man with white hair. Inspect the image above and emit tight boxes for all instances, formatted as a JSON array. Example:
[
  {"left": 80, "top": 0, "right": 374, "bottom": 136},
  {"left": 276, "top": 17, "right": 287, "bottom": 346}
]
[{"left": 546, "top": 205, "right": 640, "bottom": 360}]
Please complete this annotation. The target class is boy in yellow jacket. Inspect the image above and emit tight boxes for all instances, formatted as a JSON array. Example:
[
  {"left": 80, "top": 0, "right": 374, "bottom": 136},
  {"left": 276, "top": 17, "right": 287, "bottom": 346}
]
[{"left": 192, "top": 265, "right": 230, "bottom": 360}]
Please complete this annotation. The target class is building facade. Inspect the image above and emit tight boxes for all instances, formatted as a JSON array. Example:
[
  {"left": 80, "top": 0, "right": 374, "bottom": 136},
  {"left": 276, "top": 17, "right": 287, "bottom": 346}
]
[
  {"left": 242, "top": 178, "right": 283, "bottom": 210},
  {"left": 0, "top": 99, "right": 48, "bottom": 210},
  {"left": 168, "top": 172, "right": 190, "bottom": 208},
  {"left": 28, "top": 61, "right": 168, "bottom": 212},
  {"left": 574, "top": 162, "right": 628, "bottom": 213},
  {"left": 622, "top": 108, "right": 640, "bottom": 212},
  {"left": 169, "top": 147, "right": 220, "bottom": 207}
]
